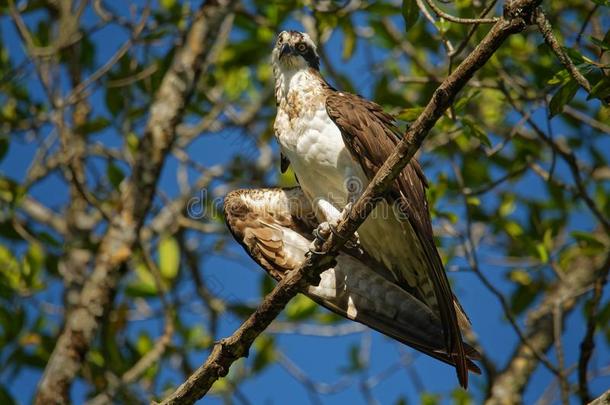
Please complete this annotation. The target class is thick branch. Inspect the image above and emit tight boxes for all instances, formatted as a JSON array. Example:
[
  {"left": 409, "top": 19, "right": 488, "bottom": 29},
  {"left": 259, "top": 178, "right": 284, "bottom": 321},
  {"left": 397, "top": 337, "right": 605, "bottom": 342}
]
[
  {"left": 157, "top": 1, "right": 541, "bottom": 403},
  {"left": 589, "top": 389, "right": 610, "bottom": 405},
  {"left": 34, "top": 1, "right": 236, "bottom": 404}
]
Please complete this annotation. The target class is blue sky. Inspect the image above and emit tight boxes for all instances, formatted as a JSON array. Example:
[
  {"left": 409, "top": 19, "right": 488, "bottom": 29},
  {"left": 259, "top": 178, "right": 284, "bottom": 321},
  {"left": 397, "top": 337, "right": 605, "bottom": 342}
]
[{"left": 1, "top": 2, "right": 609, "bottom": 404}]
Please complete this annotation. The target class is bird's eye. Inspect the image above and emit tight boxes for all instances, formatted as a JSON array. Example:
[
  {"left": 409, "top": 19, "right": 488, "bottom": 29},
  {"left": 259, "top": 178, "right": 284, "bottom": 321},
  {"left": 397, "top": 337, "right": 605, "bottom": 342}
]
[{"left": 296, "top": 43, "right": 307, "bottom": 52}]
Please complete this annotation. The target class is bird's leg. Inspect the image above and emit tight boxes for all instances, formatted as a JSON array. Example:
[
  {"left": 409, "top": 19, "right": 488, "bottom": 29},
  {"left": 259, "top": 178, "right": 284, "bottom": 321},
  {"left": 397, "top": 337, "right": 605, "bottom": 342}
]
[
  {"left": 341, "top": 174, "right": 363, "bottom": 249},
  {"left": 309, "top": 199, "right": 336, "bottom": 254},
  {"left": 309, "top": 199, "right": 360, "bottom": 254},
  {"left": 337, "top": 202, "right": 361, "bottom": 250}
]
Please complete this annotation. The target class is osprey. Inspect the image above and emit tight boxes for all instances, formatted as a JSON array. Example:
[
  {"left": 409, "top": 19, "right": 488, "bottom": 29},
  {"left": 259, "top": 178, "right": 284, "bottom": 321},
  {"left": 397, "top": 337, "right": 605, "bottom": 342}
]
[
  {"left": 271, "top": 30, "right": 475, "bottom": 387},
  {"left": 223, "top": 187, "right": 481, "bottom": 374}
]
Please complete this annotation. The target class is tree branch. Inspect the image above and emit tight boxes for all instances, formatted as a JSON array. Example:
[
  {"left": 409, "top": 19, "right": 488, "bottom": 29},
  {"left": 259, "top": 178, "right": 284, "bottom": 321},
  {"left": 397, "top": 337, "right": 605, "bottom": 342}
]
[
  {"left": 578, "top": 272, "right": 608, "bottom": 404},
  {"left": 157, "top": 2, "right": 542, "bottom": 403},
  {"left": 486, "top": 251, "right": 610, "bottom": 404},
  {"left": 422, "top": 0, "right": 499, "bottom": 25},
  {"left": 534, "top": 8, "right": 592, "bottom": 93},
  {"left": 589, "top": 389, "right": 610, "bottom": 405},
  {"left": 34, "top": 1, "right": 237, "bottom": 403}
]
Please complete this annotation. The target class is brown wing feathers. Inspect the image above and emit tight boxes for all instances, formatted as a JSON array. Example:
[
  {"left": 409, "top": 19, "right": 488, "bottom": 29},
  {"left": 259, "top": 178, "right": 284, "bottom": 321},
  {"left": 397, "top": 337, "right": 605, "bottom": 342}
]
[
  {"left": 223, "top": 190, "right": 296, "bottom": 279},
  {"left": 326, "top": 92, "right": 470, "bottom": 387},
  {"left": 224, "top": 187, "right": 480, "bottom": 382}
]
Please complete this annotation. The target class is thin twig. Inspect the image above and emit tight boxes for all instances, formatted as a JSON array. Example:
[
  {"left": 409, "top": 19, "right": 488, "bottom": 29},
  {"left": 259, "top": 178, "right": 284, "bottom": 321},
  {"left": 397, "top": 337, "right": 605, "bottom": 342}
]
[
  {"left": 422, "top": 0, "right": 499, "bottom": 24},
  {"left": 450, "top": 0, "right": 499, "bottom": 58},
  {"left": 553, "top": 302, "right": 569, "bottom": 405},
  {"left": 501, "top": 87, "right": 610, "bottom": 234},
  {"left": 417, "top": 0, "right": 455, "bottom": 55},
  {"left": 578, "top": 273, "right": 608, "bottom": 404},
  {"left": 534, "top": 8, "right": 591, "bottom": 93},
  {"left": 576, "top": 4, "right": 599, "bottom": 46}
]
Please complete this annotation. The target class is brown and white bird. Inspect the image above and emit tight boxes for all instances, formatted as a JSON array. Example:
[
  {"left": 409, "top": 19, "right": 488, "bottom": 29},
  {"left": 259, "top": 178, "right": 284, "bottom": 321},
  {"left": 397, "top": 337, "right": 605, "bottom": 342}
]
[
  {"left": 271, "top": 30, "right": 475, "bottom": 387},
  {"left": 223, "top": 187, "right": 481, "bottom": 375}
]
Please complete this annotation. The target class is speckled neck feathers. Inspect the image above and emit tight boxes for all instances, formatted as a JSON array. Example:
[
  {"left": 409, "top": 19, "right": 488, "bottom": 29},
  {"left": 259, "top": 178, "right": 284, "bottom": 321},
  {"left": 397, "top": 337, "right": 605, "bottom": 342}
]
[{"left": 273, "top": 67, "right": 329, "bottom": 114}]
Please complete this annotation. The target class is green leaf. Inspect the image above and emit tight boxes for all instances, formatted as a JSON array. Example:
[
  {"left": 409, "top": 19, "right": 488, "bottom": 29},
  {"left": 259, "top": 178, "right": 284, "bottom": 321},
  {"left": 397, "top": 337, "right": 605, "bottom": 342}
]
[
  {"left": 158, "top": 235, "right": 180, "bottom": 280},
  {"left": 451, "top": 388, "right": 472, "bottom": 405},
  {"left": 395, "top": 397, "right": 408, "bottom": 405},
  {"left": 88, "top": 351, "right": 105, "bottom": 368},
  {"left": 285, "top": 294, "right": 317, "bottom": 320},
  {"left": 590, "top": 36, "right": 610, "bottom": 52},
  {"left": 136, "top": 332, "right": 153, "bottom": 355},
  {"left": 401, "top": 0, "right": 419, "bottom": 32},
  {"left": 340, "top": 344, "right": 364, "bottom": 373},
  {"left": 505, "top": 221, "right": 523, "bottom": 238},
  {"left": 278, "top": 166, "right": 298, "bottom": 187},
  {"left": 0, "top": 136, "right": 8, "bottom": 162},
  {"left": 571, "top": 231, "right": 606, "bottom": 252},
  {"left": 549, "top": 79, "right": 578, "bottom": 116},
  {"left": 126, "top": 132, "right": 139, "bottom": 155},
  {"left": 107, "top": 162, "right": 125, "bottom": 190},
  {"left": 462, "top": 117, "right": 491, "bottom": 147},
  {"left": 23, "top": 243, "right": 45, "bottom": 288},
  {"left": 185, "top": 325, "right": 212, "bottom": 349},
  {"left": 466, "top": 196, "right": 480, "bottom": 206},
  {"left": 105, "top": 88, "right": 124, "bottom": 116},
  {"left": 588, "top": 76, "right": 610, "bottom": 101},
  {"left": 0, "top": 385, "right": 16, "bottom": 405},
  {"left": 420, "top": 392, "right": 440, "bottom": 405},
  {"left": 590, "top": 0, "right": 609, "bottom": 6},
  {"left": 536, "top": 243, "right": 549, "bottom": 263},
  {"left": 76, "top": 116, "right": 110, "bottom": 135},
  {"left": 260, "top": 274, "right": 275, "bottom": 297},
  {"left": 160, "top": 0, "right": 177, "bottom": 10},
  {"left": 126, "top": 261, "right": 157, "bottom": 297},
  {"left": 397, "top": 107, "right": 424, "bottom": 121},
  {"left": 508, "top": 269, "right": 532, "bottom": 286},
  {"left": 342, "top": 22, "right": 356, "bottom": 61},
  {"left": 499, "top": 194, "right": 516, "bottom": 217},
  {"left": 252, "top": 335, "right": 275, "bottom": 372},
  {"left": 547, "top": 69, "right": 571, "bottom": 86}
]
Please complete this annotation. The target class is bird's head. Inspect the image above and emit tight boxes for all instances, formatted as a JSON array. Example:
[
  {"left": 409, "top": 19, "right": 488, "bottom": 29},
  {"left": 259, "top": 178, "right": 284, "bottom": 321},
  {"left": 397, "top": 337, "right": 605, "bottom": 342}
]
[{"left": 272, "top": 30, "right": 319, "bottom": 73}]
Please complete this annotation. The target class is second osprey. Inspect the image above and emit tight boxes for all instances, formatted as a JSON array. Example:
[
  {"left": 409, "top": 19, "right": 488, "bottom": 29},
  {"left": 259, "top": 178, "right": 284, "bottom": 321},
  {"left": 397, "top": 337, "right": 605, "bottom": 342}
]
[{"left": 272, "top": 30, "right": 474, "bottom": 387}]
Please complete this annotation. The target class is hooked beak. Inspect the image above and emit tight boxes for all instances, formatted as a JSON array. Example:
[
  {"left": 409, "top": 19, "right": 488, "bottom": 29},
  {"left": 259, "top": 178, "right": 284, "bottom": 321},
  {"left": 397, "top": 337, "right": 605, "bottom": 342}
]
[{"left": 279, "top": 43, "right": 295, "bottom": 59}]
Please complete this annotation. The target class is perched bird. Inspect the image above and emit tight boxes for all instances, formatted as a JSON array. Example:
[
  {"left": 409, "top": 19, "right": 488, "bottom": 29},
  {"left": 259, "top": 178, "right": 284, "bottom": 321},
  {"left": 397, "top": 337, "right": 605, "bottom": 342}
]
[
  {"left": 223, "top": 187, "right": 481, "bottom": 374},
  {"left": 271, "top": 30, "right": 475, "bottom": 387}
]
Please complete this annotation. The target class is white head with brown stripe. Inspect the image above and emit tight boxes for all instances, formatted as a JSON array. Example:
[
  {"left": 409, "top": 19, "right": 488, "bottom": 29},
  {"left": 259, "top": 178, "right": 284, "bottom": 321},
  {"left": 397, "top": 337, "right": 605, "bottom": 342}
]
[{"left": 272, "top": 30, "right": 319, "bottom": 73}]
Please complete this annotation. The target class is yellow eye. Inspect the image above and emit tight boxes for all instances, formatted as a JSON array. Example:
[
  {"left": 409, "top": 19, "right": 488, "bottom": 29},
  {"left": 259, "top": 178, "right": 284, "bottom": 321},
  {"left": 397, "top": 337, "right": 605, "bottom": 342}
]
[{"left": 296, "top": 43, "right": 307, "bottom": 52}]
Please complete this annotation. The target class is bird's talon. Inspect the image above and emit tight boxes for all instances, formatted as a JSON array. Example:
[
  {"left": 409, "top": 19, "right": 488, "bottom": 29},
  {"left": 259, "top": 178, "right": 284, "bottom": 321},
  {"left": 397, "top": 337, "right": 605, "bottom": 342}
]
[{"left": 312, "top": 227, "right": 327, "bottom": 243}]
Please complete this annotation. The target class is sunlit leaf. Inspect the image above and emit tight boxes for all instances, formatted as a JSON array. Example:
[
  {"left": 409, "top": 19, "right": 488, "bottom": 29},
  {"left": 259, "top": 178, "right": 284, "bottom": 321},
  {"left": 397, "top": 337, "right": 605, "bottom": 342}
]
[
  {"left": 107, "top": 162, "right": 125, "bottom": 190},
  {"left": 549, "top": 79, "right": 578, "bottom": 116},
  {"left": 285, "top": 294, "right": 317, "bottom": 321},
  {"left": 397, "top": 107, "right": 424, "bottom": 121},
  {"left": 159, "top": 234, "right": 180, "bottom": 280},
  {"left": 401, "top": 0, "right": 419, "bottom": 32},
  {"left": 252, "top": 335, "right": 275, "bottom": 372},
  {"left": 342, "top": 22, "right": 356, "bottom": 61},
  {"left": 420, "top": 392, "right": 441, "bottom": 405},
  {"left": 588, "top": 76, "right": 610, "bottom": 101}
]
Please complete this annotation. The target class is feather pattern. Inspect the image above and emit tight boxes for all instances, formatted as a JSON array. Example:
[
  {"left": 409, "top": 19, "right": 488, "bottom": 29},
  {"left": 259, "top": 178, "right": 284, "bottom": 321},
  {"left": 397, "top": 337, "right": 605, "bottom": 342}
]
[
  {"left": 325, "top": 92, "right": 469, "bottom": 387},
  {"left": 270, "top": 30, "right": 475, "bottom": 387},
  {"left": 223, "top": 187, "right": 481, "bottom": 374}
]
